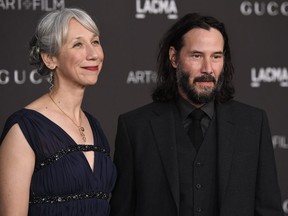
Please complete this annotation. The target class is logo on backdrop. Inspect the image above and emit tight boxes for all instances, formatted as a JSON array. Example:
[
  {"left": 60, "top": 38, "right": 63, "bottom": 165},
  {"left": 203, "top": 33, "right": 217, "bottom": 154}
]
[
  {"left": 240, "top": 1, "right": 288, "bottom": 16},
  {"left": 135, "top": 0, "right": 178, "bottom": 19},
  {"left": 0, "top": 69, "right": 48, "bottom": 85},
  {"left": 250, "top": 67, "right": 288, "bottom": 87},
  {"left": 127, "top": 70, "right": 157, "bottom": 84},
  {"left": 283, "top": 199, "right": 288, "bottom": 214},
  {"left": 0, "top": 0, "right": 65, "bottom": 11},
  {"left": 272, "top": 135, "right": 288, "bottom": 149}
]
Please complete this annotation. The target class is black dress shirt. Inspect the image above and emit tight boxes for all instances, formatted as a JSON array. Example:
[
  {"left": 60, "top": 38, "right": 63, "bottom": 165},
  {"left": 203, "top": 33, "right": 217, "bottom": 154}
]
[{"left": 177, "top": 97, "right": 215, "bottom": 136}]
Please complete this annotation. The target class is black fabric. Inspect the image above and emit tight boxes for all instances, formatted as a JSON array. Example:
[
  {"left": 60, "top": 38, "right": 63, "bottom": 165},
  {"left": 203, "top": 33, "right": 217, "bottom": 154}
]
[
  {"left": 110, "top": 100, "right": 283, "bottom": 216},
  {"left": 0, "top": 109, "right": 116, "bottom": 216},
  {"left": 188, "top": 109, "right": 206, "bottom": 151},
  {"left": 177, "top": 97, "right": 214, "bottom": 136},
  {"left": 174, "top": 110, "right": 197, "bottom": 216},
  {"left": 176, "top": 108, "right": 219, "bottom": 216}
]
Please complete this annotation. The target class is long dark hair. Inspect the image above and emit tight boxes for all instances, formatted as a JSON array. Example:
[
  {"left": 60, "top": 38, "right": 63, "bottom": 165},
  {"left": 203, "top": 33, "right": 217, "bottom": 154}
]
[{"left": 152, "top": 13, "right": 235, "bottom": 103}]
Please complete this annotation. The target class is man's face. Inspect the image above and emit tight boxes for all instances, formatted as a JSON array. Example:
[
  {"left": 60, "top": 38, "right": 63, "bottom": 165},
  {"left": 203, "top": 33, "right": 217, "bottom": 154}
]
[{"left": 169, "top": 27, "right": 224, "bottom": 106}]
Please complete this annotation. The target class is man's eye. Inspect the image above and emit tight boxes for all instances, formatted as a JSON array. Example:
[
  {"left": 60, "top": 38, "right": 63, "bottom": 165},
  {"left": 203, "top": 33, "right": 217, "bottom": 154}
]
[
  {"left": 192, "top": 54, "right": 201, "bottom": 58},
  {"left": 212, "top": 55, "right": 223, "bottom": 61},
  {"left": 214, "top": 55, "right": 223, "bottom": 59}
]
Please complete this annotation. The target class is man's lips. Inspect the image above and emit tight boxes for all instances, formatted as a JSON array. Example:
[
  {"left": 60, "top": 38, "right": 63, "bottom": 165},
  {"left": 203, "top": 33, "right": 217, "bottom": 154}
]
[
  {"left": 196, "top": 81, "right": 215, "bottom": 87},
  {"left": 194, "top": 75, "right": 216, "bottom": 84}
]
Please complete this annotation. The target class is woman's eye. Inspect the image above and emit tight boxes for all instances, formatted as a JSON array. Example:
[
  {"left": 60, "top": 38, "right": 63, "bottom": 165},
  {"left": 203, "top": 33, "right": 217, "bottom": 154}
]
[
  {"left": 73, "top": 42, "right": 82, "bottom": 48},
  {"left": 92, "top": 40, "right": 100, "bottom": 45}
]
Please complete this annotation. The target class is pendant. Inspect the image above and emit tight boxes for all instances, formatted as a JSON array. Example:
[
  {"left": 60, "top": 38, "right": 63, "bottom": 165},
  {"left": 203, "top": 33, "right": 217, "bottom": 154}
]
[{"left": 79, "top": 126, "right": 86, "bottom": 142}]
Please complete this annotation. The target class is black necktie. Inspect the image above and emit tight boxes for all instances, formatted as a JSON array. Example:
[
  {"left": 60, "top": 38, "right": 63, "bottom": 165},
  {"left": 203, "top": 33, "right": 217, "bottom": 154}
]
[{"left": 188, "top": 109, "right": 206, "bottom": 151}]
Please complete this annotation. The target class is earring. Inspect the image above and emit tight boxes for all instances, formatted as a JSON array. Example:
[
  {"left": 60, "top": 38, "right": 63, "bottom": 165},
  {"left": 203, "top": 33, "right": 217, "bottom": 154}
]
[{"left": 49, "top": 72, "right": 54, "bottom": 91}]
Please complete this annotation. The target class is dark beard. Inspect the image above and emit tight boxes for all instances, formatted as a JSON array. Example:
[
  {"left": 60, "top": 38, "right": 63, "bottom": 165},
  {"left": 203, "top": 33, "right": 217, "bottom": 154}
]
[{"left": 176, "top": 67, "right": 223, "bottom": 105}]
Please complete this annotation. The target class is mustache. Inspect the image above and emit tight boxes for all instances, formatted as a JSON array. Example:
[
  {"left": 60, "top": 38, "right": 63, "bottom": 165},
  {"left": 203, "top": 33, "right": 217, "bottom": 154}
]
[{"left": 194, "top": 74, "right": 216, "bottom": 83}]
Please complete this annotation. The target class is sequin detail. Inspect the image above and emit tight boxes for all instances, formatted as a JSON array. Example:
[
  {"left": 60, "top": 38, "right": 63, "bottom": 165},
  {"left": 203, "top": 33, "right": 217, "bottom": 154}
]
[
  {"left": 34, "top": 145, "right": 107, "bottom": 171},
  {"left": 29, "top": 191, "right": 110, "bottom": 204}
]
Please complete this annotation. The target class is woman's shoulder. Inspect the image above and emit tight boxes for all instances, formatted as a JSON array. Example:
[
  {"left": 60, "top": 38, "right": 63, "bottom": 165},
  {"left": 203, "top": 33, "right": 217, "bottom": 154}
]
[
  {"left": 4, "top": 108, "right": 34, "bottom": 124},
  {"left": 0, "top": 108, "right": 35, "bottom": 144}
]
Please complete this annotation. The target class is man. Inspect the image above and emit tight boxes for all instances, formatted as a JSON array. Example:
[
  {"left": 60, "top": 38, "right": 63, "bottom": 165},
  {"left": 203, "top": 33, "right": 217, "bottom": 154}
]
[{"left": 110, "top": 13, "right": 283, "bottom": 216}]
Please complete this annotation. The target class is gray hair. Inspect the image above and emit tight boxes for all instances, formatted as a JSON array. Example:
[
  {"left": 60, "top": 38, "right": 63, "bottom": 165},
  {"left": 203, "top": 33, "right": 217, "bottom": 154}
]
[{"left": 29, "top": 8, "right": 99, "bottom": 76}]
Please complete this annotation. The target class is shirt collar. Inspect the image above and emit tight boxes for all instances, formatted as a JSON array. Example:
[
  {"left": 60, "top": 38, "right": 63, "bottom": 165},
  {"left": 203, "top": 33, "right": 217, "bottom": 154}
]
[{"left": 177, "top": 96, "right": 215, "bottom": 121}]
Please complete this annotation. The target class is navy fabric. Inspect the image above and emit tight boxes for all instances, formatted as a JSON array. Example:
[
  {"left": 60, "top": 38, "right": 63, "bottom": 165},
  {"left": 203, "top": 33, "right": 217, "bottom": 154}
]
[{"left": 0, "top": 109, "right": 117, "bottom": 216}]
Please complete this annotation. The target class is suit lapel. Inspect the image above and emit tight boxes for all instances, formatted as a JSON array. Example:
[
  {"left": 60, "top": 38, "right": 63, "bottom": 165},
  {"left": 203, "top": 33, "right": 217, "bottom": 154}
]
[
  {"left": 150, "top": 102, "right": 180, "bottom": 213},
  {"left": 216, "top": 102, "right": 236, "bottom": 209},
  {"left": 148, "top": 101, "right": 236, "bottom": 214}
]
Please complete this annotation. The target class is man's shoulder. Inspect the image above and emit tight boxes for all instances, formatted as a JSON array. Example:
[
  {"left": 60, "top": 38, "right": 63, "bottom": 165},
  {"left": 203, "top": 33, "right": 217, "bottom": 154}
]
[
  {"left": 119, "top": 101, "right": 174, "bottom": 119},
  {"left": 223, "top": 100, "right": 264, "bottom": 112},
  {"left": 219, "top": 100, "right": 266, "bottom": 121}
]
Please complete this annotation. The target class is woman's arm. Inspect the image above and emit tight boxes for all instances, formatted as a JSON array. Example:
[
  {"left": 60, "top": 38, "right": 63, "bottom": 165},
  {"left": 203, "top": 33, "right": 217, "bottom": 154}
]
[{"left": 0, "top": 124, "right": 35, "bottom": 216}]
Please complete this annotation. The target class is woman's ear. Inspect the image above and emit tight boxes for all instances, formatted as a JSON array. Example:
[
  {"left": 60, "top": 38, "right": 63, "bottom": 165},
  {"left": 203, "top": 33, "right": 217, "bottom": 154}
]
[
  {"left": 169, "top": 46, "right": 178, "bottom": 69},
  {"left": 40, "top": 53, "right": 57, "bottom": 70}
]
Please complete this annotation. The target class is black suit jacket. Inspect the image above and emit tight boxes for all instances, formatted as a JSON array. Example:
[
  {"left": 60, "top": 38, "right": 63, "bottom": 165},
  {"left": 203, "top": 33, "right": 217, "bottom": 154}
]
[{"left": 110, "top": 100, "right": 283, "bottom": 216}]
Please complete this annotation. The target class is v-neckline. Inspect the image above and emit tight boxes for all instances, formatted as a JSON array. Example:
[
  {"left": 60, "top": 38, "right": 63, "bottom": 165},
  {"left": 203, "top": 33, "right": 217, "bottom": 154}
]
[{"left": 23, "top": 108, "right": 96, "bottom": 174}]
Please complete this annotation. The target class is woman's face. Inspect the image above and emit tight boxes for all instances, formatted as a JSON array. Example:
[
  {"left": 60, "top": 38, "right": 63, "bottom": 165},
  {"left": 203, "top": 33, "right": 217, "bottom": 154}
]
[{"left": 54, "top": 18, "right": 104, "bottom": 88}]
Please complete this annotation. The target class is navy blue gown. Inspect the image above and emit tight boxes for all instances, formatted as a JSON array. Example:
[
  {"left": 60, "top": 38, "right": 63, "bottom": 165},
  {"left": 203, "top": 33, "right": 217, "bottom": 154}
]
[{"left": 0, "top": 109, "right": 117, "bottom": 216}]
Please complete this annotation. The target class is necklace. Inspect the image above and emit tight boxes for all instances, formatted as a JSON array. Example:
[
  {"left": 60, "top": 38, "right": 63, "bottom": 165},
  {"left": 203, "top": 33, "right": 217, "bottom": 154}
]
[{"left": 49, "top": 93, "right": 86, "bottom": 142}]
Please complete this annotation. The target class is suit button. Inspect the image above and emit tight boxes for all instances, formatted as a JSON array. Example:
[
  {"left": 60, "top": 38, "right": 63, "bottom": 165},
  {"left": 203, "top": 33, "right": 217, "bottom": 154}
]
[
  {"left": 195, "top": 161, "right": 202, "bottom": 167},
  {"left": 196, "top": 207, "right": 203, "bottom": 212},
  {"left": 195, "top": 183, "right": 202, "bottom": 189}
]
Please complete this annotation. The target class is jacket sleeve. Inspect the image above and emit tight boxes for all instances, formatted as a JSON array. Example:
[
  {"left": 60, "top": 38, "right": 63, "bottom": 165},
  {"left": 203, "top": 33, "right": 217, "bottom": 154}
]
[
  {"left": 255, "top": 111, "right": 284, "bottom": 216},
  {"left": 110, "top": 115, "right": 135, "bottom": 216}
]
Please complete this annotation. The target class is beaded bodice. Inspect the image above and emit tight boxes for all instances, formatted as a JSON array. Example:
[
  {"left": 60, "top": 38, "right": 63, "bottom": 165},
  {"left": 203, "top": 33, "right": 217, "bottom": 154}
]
[
  {"left": 0, "top": 109, "right": 116, "bottom": 216},
  {"left": 34, "top": 144, "right": 108, "bottom": 171}
]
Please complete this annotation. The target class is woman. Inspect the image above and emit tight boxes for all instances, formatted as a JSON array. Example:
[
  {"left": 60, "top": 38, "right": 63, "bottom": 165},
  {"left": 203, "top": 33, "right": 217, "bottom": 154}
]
[{"left": 0, "top": 8, "right": 116, "bottom": 216}]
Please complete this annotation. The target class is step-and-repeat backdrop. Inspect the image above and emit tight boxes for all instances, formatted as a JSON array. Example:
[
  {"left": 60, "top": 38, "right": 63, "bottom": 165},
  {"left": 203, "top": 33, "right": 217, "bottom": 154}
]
[{"left": 1, "top": 0, "right": 288, "bottom": 213}]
